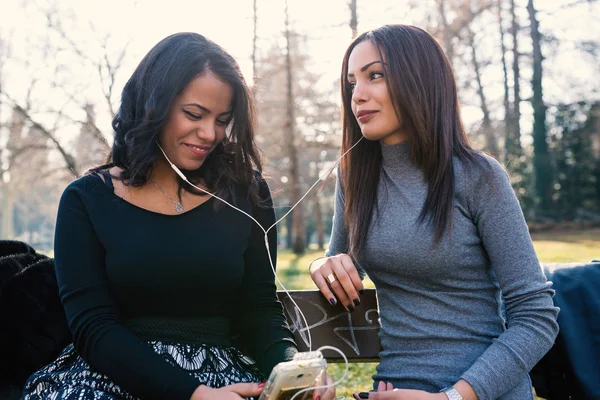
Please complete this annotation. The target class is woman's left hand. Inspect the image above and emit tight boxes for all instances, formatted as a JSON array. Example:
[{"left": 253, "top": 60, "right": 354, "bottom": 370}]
[
  {"left": 312, "top": 372, "right": 336, "bottom": 400},
  {"left": 356, "top": 381, "right": 446, "bottom": 399}
]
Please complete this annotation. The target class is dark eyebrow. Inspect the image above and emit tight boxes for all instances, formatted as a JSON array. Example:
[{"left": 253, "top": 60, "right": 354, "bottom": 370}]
[
  {"left": 347, "top": 61, "right": 385, "bottom": 78},
  {"left": 183, "top": 103, "right": 232, "bottom": 116}
]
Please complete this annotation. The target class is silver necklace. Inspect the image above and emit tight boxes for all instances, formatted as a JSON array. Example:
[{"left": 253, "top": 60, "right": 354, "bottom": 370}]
[{"left": 151, "top": 180, "right": 184, "bottom": 213}]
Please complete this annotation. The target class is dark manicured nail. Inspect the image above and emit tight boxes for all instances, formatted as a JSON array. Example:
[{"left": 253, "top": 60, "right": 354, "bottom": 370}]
[
  {"left": 353, "top": 298, "right": 361, "bottom": 306},
  {"left": 348, "top": 305, "right": 355, "bottom": 312},
  {"left": 329, "top": 298, "right": 337, "bottom": 306},
  {"left": 358, "top": 393, "right": 370, "bottom": 399},
  {"left": 359, "top": 289, "right": 364, "bottom": 294}
]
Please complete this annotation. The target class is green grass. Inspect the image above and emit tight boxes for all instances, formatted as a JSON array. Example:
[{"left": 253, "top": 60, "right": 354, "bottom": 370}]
[
  {"left": 531, "top": 228, "right": 600, "bottom": 263},
  {"left": 275, "top": 228, "right": 599, "bottom": 398}
]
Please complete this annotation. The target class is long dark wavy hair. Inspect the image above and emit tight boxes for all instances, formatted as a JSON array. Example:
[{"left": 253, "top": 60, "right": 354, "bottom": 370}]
[
  {"left": 91, "top": 32, "right": 262, "bottom": 206},
  {"left": 340, "top": 24, "right": 488, "bottom": 258}
]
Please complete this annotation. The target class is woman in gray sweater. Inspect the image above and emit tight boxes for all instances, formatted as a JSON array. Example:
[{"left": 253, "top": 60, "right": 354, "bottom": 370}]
[{"left": 309, "top": 25, "right": 559, "bottom": 400}]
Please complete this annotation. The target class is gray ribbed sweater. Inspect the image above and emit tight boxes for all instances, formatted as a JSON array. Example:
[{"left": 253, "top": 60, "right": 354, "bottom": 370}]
[{"left": 325, "top": 140, "right": 559, "bottom": 400}]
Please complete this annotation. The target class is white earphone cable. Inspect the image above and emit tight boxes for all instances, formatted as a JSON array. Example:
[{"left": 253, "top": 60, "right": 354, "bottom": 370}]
[
  {"left": 289, "top": 346, "right": 349, "bottom": 400},
  {"left": 156, "top": 136, "right": 363, "bottom": 394}
]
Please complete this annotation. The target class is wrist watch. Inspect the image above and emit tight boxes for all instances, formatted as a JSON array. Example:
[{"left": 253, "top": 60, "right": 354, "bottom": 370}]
[{"left": 440, "top": 386, "right": 464, "bottom": 400}]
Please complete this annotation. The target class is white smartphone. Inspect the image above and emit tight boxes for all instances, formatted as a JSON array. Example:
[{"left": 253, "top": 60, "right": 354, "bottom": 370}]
[{"left": 259, "top": 351, "right": 328, "bottom": 400}]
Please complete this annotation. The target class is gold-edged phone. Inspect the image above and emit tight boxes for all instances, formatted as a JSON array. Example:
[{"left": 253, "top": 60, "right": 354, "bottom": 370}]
[{"left": 259, "top": 351, "right": 328, "bottom": 400}]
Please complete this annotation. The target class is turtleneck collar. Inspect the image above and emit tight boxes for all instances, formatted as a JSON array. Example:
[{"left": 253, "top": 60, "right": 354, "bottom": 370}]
[{"left": 380, "top": 139, "right": 412, "bottom": 169}]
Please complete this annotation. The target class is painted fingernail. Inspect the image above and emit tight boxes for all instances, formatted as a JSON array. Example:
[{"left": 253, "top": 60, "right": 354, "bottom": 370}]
[
  {"left": 348, "top": 304, "right": 355, "bottom": 312},
  {"left": 353, "top": 298, "right": 360, "bottom": 306},
  {"left": 316, "top": 397, "right": 321, "bottom": 400},
  {"left": 258, "top": 382, "right": 266, "bottom": 388},
  {"left": 329, "top": 298, "right": 337, "bottom": 306}
]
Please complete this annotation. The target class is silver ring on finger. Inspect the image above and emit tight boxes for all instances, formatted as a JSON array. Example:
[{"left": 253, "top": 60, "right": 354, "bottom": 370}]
[{"left": 326, "top": 273, "right": 337, "bottom": 284}]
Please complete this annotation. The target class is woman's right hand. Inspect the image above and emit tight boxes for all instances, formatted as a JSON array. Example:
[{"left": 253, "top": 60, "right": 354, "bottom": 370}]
[
  {"left": 309, "top": 254, "right": 364, "bottom": 312},
  {"left": 190, "top": 382, "right": 265, "bottom": 400}
]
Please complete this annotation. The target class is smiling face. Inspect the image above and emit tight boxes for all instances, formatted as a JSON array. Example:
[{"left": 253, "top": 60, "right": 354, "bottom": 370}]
[
  {"left": 347, "top": 40, "right": 408, "bottom": 145},
  {"left": 157, "top": 70, "right": 234, "bottom": 171}
]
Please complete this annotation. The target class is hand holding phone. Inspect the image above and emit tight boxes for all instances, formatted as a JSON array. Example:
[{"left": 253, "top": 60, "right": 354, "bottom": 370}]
[{"left": 259, "top": 351, "right": 328, "bottom": 400}]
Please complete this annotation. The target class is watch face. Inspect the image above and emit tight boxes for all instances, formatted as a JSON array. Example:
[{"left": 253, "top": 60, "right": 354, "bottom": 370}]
[{"left": 443, "top": 388, "right": 464, "bottom": 400}]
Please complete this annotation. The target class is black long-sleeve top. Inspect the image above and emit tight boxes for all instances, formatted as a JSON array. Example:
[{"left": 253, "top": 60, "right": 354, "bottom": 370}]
[{"left": 53, "top": 172, "right": 297, "bottom": 400}]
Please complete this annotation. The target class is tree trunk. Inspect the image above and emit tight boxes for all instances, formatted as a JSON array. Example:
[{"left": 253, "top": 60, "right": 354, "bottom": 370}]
[
  {"left": 595, "top": 158, "right": 600, "bottom": 207},
  {"left": 498, "top": 0, "right": 511, "bottom": 163},
  {"left": 437, "top": 0, "right": 455, "bottom": 67},
  {"left": 1, "top": 183, "right": 15, "bottom": 239},
  {"left": 528, "top": 0, "right": 552, "bottom": 215},
  {"left": 349, "top": 0, "right": 358, "bottom": 39},
  {"left": 1, "top": 106, "right": 24, "bottom": 239},
  {"left": 508, "top": 0, "right": 522, "bottom": 159},
  {"left": 252, "top": 0, "right": 259, "bottom": 96},
  {"left": 315, "top": 198, "right": 324, "bottom": 250},
  {"left": 286, "top": 206, "right": 293, "bottom": 249},
  {"left": 467, "top": 27, "right": 499, "bottom": 158},
  {"left": 284, "top": 0, "right": 304, "bottom": 254}
]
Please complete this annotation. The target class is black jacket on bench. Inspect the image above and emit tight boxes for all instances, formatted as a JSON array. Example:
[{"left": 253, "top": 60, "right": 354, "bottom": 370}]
[
  {"left": 0, "top": 240, "right": 71, "bottom": 397},
  {"left": 531, "top": 261, "right": 600, "bottom": 400}
]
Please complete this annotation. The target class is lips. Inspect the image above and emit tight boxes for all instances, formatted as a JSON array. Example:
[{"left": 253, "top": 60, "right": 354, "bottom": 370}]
[
  {"left": 356, "top": 110, "right": 378, "bottom": 122},
  {"left": 183, "top": 143, "right": 211, "bottom": 157}
]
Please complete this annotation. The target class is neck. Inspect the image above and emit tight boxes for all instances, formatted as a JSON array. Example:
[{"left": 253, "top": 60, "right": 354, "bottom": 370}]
[
  {"left": 151, "top": 156, "right": 180, "bottom": 189},
  {"left": 381, "top": 127, "right": 410, "bottom": 145}
]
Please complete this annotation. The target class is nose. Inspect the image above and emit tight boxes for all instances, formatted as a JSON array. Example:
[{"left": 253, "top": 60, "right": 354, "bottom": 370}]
[
  {"left": 195, "top": 119, "right": 216, "bottom": 142},
  {"left": 352, "top": 81, "right": 367, "bottom": 105}
]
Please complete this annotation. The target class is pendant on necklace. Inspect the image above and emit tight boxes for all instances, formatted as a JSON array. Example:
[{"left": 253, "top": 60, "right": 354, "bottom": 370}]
[{"left": 175, "top": 203, "right": 184, "bottom": 213}]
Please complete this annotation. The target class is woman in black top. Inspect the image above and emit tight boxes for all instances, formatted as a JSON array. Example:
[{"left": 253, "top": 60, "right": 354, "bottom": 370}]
[{"left": 22, "top": 32, "right": 333, "bottom": 400}]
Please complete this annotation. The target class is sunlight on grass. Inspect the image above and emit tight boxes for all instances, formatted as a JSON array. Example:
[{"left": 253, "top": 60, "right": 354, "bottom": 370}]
[
  {"left": 532, "top": 228, "right": 600, "bottom": 263},
  {"left": 533, "top": 240, "right": 599, "bottom": 263},
  {"left": 275, "top": 228, "right": 599, "bottom": 398}
]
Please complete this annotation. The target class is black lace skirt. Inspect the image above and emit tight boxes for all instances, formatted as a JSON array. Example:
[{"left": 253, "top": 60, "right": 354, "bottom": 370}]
[{"left": 22, "top": 342, "right": 264, "bottom": 400}]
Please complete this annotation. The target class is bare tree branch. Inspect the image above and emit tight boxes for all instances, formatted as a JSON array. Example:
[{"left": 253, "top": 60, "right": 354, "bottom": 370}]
[
  {"left": 44, "top": 11, "right": 94, "bottom": 64},
  {"left": 45, "top": 85, "right": 111, "bottom": 151},
  {"left": 349, "top": 0, "right": 358, "bottom": 39},
  {"left": 98, "top": 35, "right": 129, "bottom": 119},
  {"left": 46, "top": 7, "right": 125, "bottom": 120},
  {"left": 466, "top": 25, "right": 499, "bottom": 158},
  {"left": 559, "top": 0, "right": 598, "bottom": 9},
  {"left": 0, "top": 89, "right": 80, "bottom": 177},
  {"left": 7, "top": 144, "right": 51, "bottom": 160}
]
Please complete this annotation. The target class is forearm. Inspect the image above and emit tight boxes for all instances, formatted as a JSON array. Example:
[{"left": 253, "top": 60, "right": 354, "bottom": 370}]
[
  {"left": 235, "top": 301, "right": 297, "bottom": 375},
  {"left": 257, "top": 339, "right": 298, "bottom": 375}
]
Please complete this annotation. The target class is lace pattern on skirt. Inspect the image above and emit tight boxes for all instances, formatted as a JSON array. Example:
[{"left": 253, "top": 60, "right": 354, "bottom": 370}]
[{"left": 22, "top": 342, "right": 264, "bottom": 400}]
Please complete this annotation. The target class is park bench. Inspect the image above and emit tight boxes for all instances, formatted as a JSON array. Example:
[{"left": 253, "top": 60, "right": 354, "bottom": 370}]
[
  {"left": 277, "top": 289, "right": 381, "bottom": 362},
  {"left": 277, "top": 260, "right": 600, "bottom": 400},
  {"left": 0, "top": 240, "right": 598, "bottom": 399}
]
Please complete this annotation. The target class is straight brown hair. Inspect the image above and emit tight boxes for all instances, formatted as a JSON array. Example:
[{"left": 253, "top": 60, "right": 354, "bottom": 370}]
[{"left": 340, "top": 24, "right": 485, "bottom": 258}]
